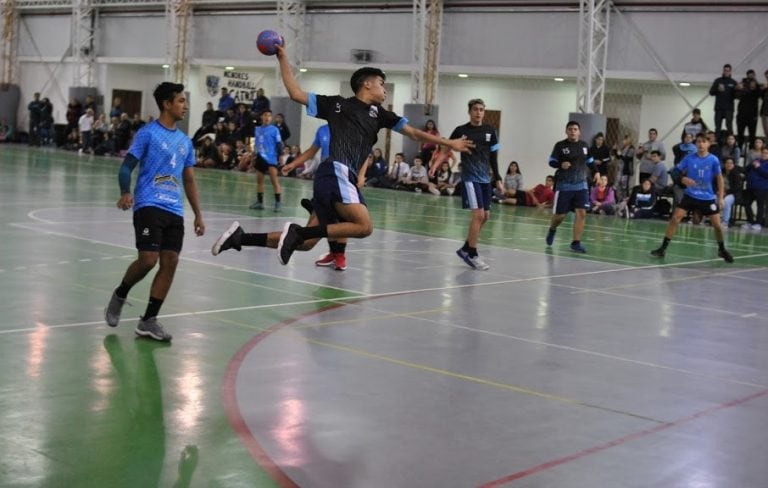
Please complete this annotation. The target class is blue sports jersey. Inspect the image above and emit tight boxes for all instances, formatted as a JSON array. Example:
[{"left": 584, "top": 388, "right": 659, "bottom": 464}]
[
  {"left": 313, "top": 124, "right": 331, "bottom": 160},
  {"left": 678, "top": 152, "right": 721, "bottom": 201},
  {"left": 254, "top": 124, "right": 282, "bottom": 164},
  {"left": 128, "top": 120, "right": 195, "bottom": 217}
]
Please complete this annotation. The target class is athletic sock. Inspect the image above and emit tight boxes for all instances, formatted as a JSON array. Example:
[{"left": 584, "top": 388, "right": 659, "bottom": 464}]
[
  {"left": 275, "top": 193, "right": 281, "bottom": 203},
  {"left": 329, "top": 241, "right": 344, "bottom": 254},
  {"left": 717, "top": 240, "right": 725, "bottom": 251},
  {"left": 241, "top": 233, "right": 268, "bottom": 247},
  {"left": 468, "top": 246, "right": 478, "bottom": 257},
  {"left": 142, "top": 296, "right": 164, "bottom": 321},
  {"left": 115, "top": 281, "right": 132, "bottom": 299},
  {"left": 257, "top": 193, "right": 264, "bottom": 204},
  {"left": 296, "top": 225, "right": 328, "bottom": 241},
  {"left": 660, "top": 237, "right": 671, "bottom": 250},
  {"left": 462, "top": 240, "right": 471, "bottom": 252}
]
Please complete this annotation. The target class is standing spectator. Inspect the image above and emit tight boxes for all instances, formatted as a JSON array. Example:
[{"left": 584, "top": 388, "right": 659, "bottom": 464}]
[
  {"left": 66, "top": 97, "right": 82, "bottom": 131},
  {"left": 109, "top": 97, "right": 123, "bottom": 119},
  {"left": 419, "top": 119, "right": 439, "bottom": 163},
  {"left": 27, "top": 92, "right": 43, "bottom": 146},
  {"left": 39, "top": 98, "right": 54, "bottom": 146},
  {"left": 741, "top": 146, "right": 768, "bottom": 230},
  {"left": 588, "top": 132, "right": 611, "bottom": 184},
  {"left": 545, "top": 120, "right": 594, "bottom": 253},
  {"left": 614, "top": 134, "right": 635, "bottom": 200},
  {"left": 761, "top": 70, "right": 768, "bottom": 139},
  {"left": 735, "top": 69, "right": 760, "bottom": 149},
  {"left": 709, "top": 63, "right": 738, "bottom": 138},
  {"left": 115, "top": 113, "right": 132, "bottom": 153},
  {"left": 273, "top": 113, "right": 291, "bottom": 142},
  {"left": 218, "top": 87, "right": 235, "bottom": 113},
  {"left": 78, "top": 108, "right": 95, "bottom": 155},
  {"left": 236, "top": 104, "right": 254, "bottom": 142},
  {"left": 636, "top": 128, "right": 666, "bottom": 182},
  {"left": 202, "top": 101, "right": 218, "bottom": 129},
  {"left": 251, "top": 88, "right": 270, "bottom": 121},
  {"left": 682, "top": 108, "right": 708, "bottom": 140},
  {"left": 83, "top": 94, "right": 97, "bottom": 113}
]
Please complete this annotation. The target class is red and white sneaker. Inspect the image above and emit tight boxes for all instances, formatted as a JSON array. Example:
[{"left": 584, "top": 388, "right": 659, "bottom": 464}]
[
  {"left": 333, "top": 253, "right": 347, "bottom": 271},
  {"left": 315, "top": 252, "right": 335, "bottom": 267}
]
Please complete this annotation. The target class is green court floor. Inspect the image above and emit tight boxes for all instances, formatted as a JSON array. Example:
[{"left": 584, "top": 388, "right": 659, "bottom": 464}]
[{"left": 1, "top": 145, "right": 767, "bottom": 488}]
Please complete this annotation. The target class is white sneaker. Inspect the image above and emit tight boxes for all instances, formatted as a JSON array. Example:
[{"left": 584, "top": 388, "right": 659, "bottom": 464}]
[
  {"left": 752, "top": 223, "right": 762, "bottom": 230},
  {"left": 429, "top": 187, "right": 441, "bottom": 196},
  {"left": 468, "top": 255, "right": 490, "bottom": 270},
  {"left": 741, "top": 223, "right": 753, "bottom": 229}
]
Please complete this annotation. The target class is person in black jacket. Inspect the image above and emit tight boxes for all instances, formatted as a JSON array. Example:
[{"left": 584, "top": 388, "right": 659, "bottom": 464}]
[
  {"left": 735, "top": 69, "right": 760, "bottom": 149},
  {"left": 709, "top": 64, "right": 738, "bottom": 138}
]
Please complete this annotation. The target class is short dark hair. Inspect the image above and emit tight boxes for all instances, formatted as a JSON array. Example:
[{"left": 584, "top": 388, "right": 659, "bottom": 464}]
[
  {"left": 724, "top": 64, "right": 732, "bottom": 69},
  {"left": 692, "top": 108, "right": 701, "bottom": 114},
  {"left": 747, "top": 69, "right": 755, "bottom": 75},
  {"left": 350, "top": 67, "right": 386, "bottom": 94},
  {"left": 467, "top": 98, "right": 485, "bottom": 110},
  {"left": 696, "top": 133, "right": 708, "bottom": 141},
  {"left": 650, "top": 150, "right": 661, "bottom": 156},
  {"left": 566, "top": 120, "right": 580, "bottom": 129},
  {"left": 153, "top": 82, "right": 184, "bottom": 111},
  {"left": 723, "top": 157, "right": 735, "bottom": 164},
  {"left": 649, "top": 128, "right": 658, "bottom": 134},
  {"left": 261, "top": 108, "right": 272, "bottom": 115}
]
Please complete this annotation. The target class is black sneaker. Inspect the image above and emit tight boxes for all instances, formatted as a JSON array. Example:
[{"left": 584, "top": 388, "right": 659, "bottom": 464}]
[
  {"left": 211, "top": 221, "right": 244, "bottom": 256},
  {"left": 650, "top": 247, "right": 666, "bottom": 258},
  {"left": 718, "top": 248, "right": 734, "bottom": 263},
  {"left": 300, "top": 198, "right": 314, "bottom": 214},
  {"left": 277, "top": 222, "right": 303, "bottom": 265}
]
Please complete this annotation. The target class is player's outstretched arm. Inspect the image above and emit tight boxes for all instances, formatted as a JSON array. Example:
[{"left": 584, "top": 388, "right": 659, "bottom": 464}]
[
  {"left": 282, "top": 145, "right": 320, "bottom": 175},
  {"left": 400, "top": 124, "right": 474, "bottom": 153},
  {"left": 275, "top": 46, "right": 308, "bottom": 106}
]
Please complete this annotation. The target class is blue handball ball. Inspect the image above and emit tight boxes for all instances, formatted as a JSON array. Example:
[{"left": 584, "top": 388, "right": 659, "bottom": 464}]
[{"left": 257, "top": 30, "right": 284, "bottom": 56}]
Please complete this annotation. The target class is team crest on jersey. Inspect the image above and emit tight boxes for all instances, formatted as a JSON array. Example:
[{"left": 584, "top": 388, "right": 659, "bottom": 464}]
[
  {"left": 369, "top": 105, "right": 379, "bottom": 118},
  {"left": 583, "top": 147, "right": 588, "bottom": 155},
  {"left": 206, "top": 75, "right": 220, "bottom": 97},
  {"left": 485, "top": 133, "right": 491, "bottom": 142},
  {"left": 178, "top": 144, "right": 187, "bottom": 156}
]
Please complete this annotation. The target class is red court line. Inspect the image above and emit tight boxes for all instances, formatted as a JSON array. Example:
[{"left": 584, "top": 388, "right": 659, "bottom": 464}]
[
  {"left": 222, "top": 303, "right": 346, "bottom": 488},
  {"left": 478, "top": 387, "right": 768, "bottom": 487}
]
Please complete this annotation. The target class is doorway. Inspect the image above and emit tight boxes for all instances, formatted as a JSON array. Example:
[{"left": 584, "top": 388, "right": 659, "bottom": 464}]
[{"left": 111, "top": 89, "right": 142, "bottom": 118}]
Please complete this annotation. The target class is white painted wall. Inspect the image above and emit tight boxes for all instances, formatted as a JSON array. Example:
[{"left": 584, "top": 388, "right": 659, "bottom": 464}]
[{"left": 10, "top": 7, "right": 768, "bottom": 187}]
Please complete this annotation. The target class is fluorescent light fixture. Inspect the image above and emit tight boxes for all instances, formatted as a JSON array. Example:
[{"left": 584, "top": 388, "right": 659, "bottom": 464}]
[
  {"left": 458, "top": 73, "right": 469, "bottom": 78},
  {"left": 161, "top": 64, "right": 170, "bottom": 69},
  {"left": 554, "top": 77, "right": 564, "bottom": 82},
  {"left": 224, "top": 66, "right": 235, "bottom": 71},
  {"left": 679, "top": 82, "right": 691, "bottom": 87},
  {"left": 299, "top": 68, "right": 308, "bottom": 73}
]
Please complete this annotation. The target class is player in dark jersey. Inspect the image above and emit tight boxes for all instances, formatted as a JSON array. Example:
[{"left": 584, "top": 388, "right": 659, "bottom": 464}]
[
  {"left": 211, "top": 45, "right": 474, "bottom": 265},
  {"left": 545, "top": 121, "right": 595, "bottom": 253},
  {"left": 451, "top": 98, "right": 500, "bottom": 270},
  {"left": 104, "top": 82, "right": 206, "bottom": 342},
  {"left": 651, "top": 133, "right": 734, "bottom": 262}
]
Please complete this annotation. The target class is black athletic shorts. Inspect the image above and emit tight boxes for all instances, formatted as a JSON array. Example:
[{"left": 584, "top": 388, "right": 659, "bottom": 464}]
[
  {"left": 677, "top": 195, "right": 719, "bottom": 216},
  {"left": 133, "top": 206, "right": 185, "bottom": 253},
  {"left": 254, "top": 154, "right": 277, "bottom": 174}
]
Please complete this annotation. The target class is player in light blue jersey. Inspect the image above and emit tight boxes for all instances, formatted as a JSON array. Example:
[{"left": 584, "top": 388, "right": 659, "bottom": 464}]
[
  {"left": 249, "top": 109, "right": 284, "bottom": 212},
  {"left": 651, "top": 133, "right": 734, "bottom": 262},
  {"left": 104, "top": 82, "right": 206, "bottom": 341}
]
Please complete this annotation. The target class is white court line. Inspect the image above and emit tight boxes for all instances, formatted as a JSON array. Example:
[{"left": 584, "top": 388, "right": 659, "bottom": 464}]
[
  {"left": 345, "top": 301, "right": 768, "bottom": 390},
  {"left": 7, "top": 222, "right": 365, "bottom": 296}
]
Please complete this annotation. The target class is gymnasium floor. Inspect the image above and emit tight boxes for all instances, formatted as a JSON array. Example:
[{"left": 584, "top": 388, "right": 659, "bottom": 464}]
[{"left": 2, "top": 145, "right": 768, "bottom": 488}]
